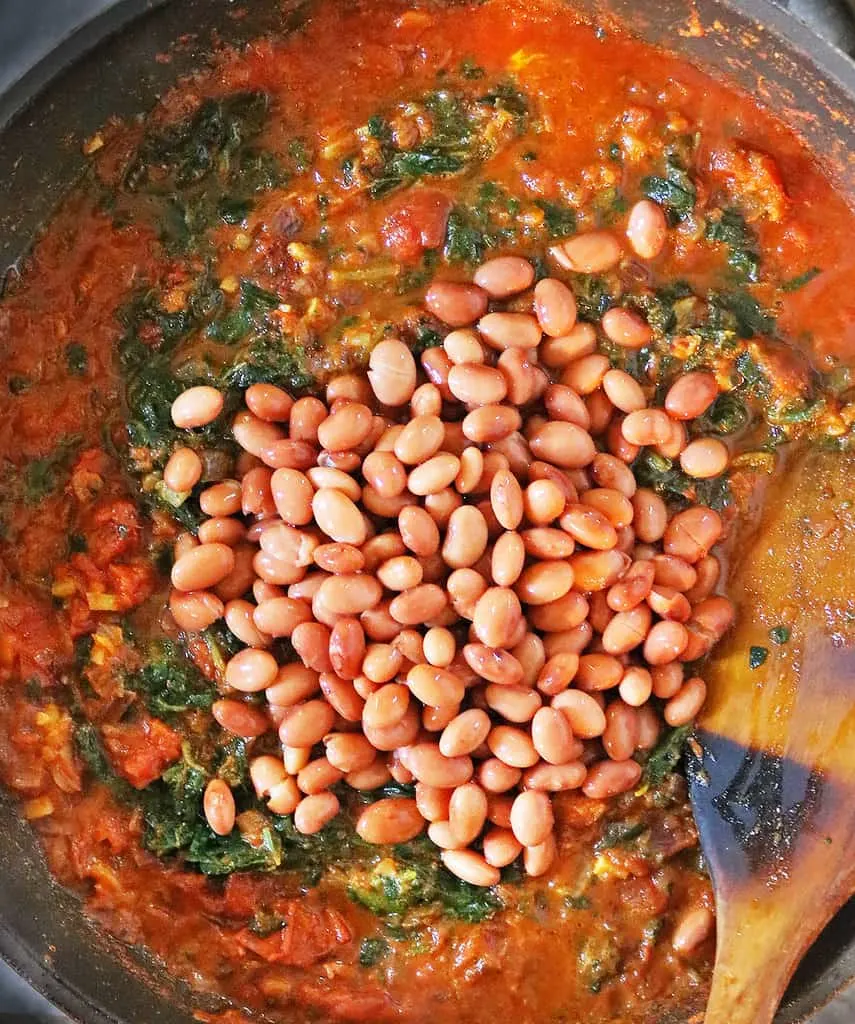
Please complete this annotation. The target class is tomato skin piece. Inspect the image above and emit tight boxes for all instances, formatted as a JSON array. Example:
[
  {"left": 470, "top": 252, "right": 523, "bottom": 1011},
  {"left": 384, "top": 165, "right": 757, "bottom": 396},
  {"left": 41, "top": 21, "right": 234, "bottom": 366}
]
[
  {"left": 380, "top": 188, "right": 452, "bottom": 261},
  {"left": 101, "top": 717, "right": 182, "bottom": 789}
]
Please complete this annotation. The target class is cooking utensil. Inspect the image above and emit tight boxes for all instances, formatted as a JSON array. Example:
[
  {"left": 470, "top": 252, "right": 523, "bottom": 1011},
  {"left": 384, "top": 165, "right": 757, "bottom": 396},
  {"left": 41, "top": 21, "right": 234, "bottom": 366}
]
[
  {"left": 0, "top": 1, "right": 855, "bottom": 1022},
  {"left": 689, "top": 446, "right": 855, "bottom": 1023}
]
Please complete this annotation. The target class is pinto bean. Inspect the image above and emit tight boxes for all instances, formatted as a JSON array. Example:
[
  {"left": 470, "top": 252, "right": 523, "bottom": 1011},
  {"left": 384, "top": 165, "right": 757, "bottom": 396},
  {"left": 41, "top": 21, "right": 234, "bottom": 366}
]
[
  {"left": 441, "top": 849, "right": 500, "bottom": 887},
  {"left": 204, "top": 779, "right": 236, "bottom": 835},
  {"left": 368, "top": 338, "right": 417, "bottom": 406},
  {"left": 550, "top": 231, "right": 622, "bottom": 273},
  {"left": 473, "top": 255, "right": 535, "bottom": 297},
  {"left": 529, "top": 421, "right": 596, "bottom": 469},
  {"left": 440, "top": 708, "right": 492, "bottom": 757},
  {"left": 171, "top": 386, "right": 224, "bottom": 428},
  {"left": 602, "top": 307, "right": 653, "bottom": 349},
  {"left": 478, "top": 312, "right": 541, "bottom": 350},
  {"left": 534, "top": 278, "right": 577, "bottom": 337},
  {"left": 665, "top": 372, "right": 719, "bottom": 420},
  {"left": 626, "top": 198, "right": 668, "bottom": 259},
  {"left": 171, "top": 543, "right": 235, "bottom": 592},
  {"left": 356, "top": 798, "right": 426, "bottom": 844},
  {"left": 425, "top": 281, "right": 488, "bottom": 326},
  {"left": 294, "top": 792, "right": 340, "bottom": 835},
  {"left": 473, "top": 587, "right": 523, "bottom": 647},
  {"left": 582, "top": 758, "right": 642, "bottom": 798}
]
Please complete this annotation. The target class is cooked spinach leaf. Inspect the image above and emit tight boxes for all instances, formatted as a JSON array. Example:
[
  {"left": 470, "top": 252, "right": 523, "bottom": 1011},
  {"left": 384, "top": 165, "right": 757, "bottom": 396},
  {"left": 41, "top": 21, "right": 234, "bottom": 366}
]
[
  {"left": 641, "top": 157, "right": 696, "bottom": 223},
  {"left": 128, "top": 643, "right": 216, "bottom": 717},
  {"left": 24, "top": 436, "right": 81, "bottom": 503},
  {"left": 643, "top": 725, "right": 692, "bottom": 786},
  {"left": 705, "top": 208, "right": 760, "bottom": 282}
]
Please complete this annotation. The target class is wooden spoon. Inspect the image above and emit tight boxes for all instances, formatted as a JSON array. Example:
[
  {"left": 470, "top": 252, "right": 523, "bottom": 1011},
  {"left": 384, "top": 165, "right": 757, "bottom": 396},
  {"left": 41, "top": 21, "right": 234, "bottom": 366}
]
[{"left": 688, "top": 444, "right": 855, "bottom": 1023}]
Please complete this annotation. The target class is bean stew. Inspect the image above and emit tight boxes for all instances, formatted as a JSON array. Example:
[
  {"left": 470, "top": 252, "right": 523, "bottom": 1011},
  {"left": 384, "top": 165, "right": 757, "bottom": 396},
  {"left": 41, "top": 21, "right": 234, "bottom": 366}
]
[{"left": 1, "top": 0, "right": 854, "bottom": 1021}]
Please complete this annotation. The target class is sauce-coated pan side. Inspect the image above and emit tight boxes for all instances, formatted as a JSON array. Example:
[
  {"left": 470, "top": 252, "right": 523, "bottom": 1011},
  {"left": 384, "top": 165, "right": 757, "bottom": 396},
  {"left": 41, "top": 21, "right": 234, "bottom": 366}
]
[{"left": 0, "top": 1, "right": 852, "bottom": 1022}]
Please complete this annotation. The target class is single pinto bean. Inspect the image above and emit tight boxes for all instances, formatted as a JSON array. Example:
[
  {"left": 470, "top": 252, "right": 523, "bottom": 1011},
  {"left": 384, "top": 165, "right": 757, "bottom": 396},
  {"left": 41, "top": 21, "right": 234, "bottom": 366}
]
[
  {"left": 169, "top": 590, "right": 224, "bottom": 632},
  {"left": 164, "top": 447, "right": 203, "bottom": 492},
  {"left": 294, "top": 792, "right": 340, "bottom": 835},
  {"left": 204, "top": 779, "right": 236, "bottom": 835},
  {"left": 407, "top": 663, "right": 465, "bottom": 708},
  {"left": 550, "top": 230, "right": 622, "bottom": 273},
  {"left": 440, "top": 708, "right": 492, "bottom": 757},
  {"left": 212, "top": 699, "right": 269, "bottom": 738},
  {"left": 529, "top": 421, "right": 596, "bottom": 469},
  {"left": 582, "top": 758, "right": 642, "bottom": 798},
  {"left": 602, "top": 369, "right": 646, "bottom": 413},
  {"left": 278, "top": 700, "right": 336, "bottom": 746},
  {"left": 171, "top": 386, "right": 224, "bottom": 428},
  {"left": 246, "top": 382, "right": 293, "bottom": 422},
  {"left": 394, "top": 415, "right": 445, "bottom": 465},
  {"left": 441, "top": 849, "right": 500, "bottom": 887},
  {"left": 621, "top": 409, "right": 672, "bottom": 446},
  {"left": 400, "top": 743, "right": 473, "bottom": 787},
  {"left": 664, "top": 506, "right": 723, "bottom": 563},
  {"left": 389, "top": 584, "right": 447, "bottom": 624},
  {"left": 510, "top": 789, "right": 554, "bottom": 846},
  {"left": 312, "top": 488, "right": 367, "bottom": 546},
  {"left": 171, "top": 543, "right": 235, "bottom": 592},
  {"left": 534, "top": 278, "right": 577, "bottom": 337},
  {"left": 478, "top": 312, "right": 541, "bottom": 350},
  {"left": 488, "top": 725, "right": 538, "bottom": 768},
  {"left": 672, "top": 907, "right": 715, "bottom": 956},
  {"left": 425, "top": 281, "right": 488, "bottom": 326},
  {"left": 473, "top": 255, "right": 535, "bottom": 297},
  {"left": 297, "top": 756, "right": 345, "bottom": 794},
  {"left": 449, "top": 782, "right": 489, "bottom": 844},
  {"left": 483, "top": 827, "right": 523, "bottom": 867},
  {"left": 665, "top": 372, "right": 719, "bottom": 420},
  {"left": 524, "top": 834, "right": 557, "bottom": 877},
  {"left": 539, "top": 322, "right": 597, "bottom": 367},
  {"left": 473, "top": 587, "right": 522, "bottom": 647},
  {"left": 531, "top": 707, "right": 580, "bottom": 764},
  {"left": 462, "top": 404, "right": 522, "bottom": 443},
  {"left": 448, "top": 363, "right": 508, "bottom": 406},
  {"left": 626, "top": 198, "right": 668, "bottom": 259},
  {"left": 444, "top": 328, "right": 485, "bottom": 365},
  {"left": 665, "top": 676, "right": 708, "bottom": 725},
  {"left": 368, "top": 338, "right": 417, "bottom": 406},
  {"left": 552, "top": 689, "right": 607, "bottom": 738},
  {"left": 680, "top": 437, "right": 729, "bottom": 479},
  {"left": 356, "top": 798, "right": 426, "bottom": 844},
  {"left": 324, "top": 733, "right": 376, "bottom": 773},
  {"left": 602, "top": 307, "right": 653, "bottom": 349},
  {"left": 522, "top": 761, "right": 586, "bottom": 792}
]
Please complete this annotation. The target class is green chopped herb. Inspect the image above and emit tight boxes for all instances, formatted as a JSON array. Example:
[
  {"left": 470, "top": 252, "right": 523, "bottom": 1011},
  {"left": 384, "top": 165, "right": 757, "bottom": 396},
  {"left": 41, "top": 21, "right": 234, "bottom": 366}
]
[
  {"left": 128, "top": 642, "right": 216, "bottom": 717},
  {"left": 749, "top": 645, "right": 769, "bottom": 669},
  {"left": 704, "top": 208, "right": 760, "bottom": 283},
  {"left": 643, "top": 724, "right": 692, "bottom": 786},
  {"left": 769, "top": 625, "right": 791, "bottom": 645},
  {"left": 641, "top": 157, "right": 696, "bottom": 222},
  {"left": 535, "top": 199, "right": 576, "bottom": 238},
  {"left": 460, "top": 58, "right": 485, "bottom": 79},
  {"left": 24, "top": 435, "right": 82, "bottom": 503},
  {"left": 65, "top": 342, "right": 88, "bottom": 376},
  {"left": 781, "top": 267, "right": 821, "bottom": 292},
  {"left": 359, "top": 937, "right": 391, "bottom": 966},
  {"left": 8, "top": 375, "right": 32, "bottom": 395}
]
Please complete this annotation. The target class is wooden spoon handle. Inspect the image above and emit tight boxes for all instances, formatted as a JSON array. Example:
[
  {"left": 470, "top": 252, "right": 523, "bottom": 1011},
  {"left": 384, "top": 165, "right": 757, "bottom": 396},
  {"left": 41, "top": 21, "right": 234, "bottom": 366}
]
[
  {"left": 703, "top": 825, "right": 855, "bottom": 1024},
  {"left": 704, "top": 885, "right": 823, "bottom": 1024}
]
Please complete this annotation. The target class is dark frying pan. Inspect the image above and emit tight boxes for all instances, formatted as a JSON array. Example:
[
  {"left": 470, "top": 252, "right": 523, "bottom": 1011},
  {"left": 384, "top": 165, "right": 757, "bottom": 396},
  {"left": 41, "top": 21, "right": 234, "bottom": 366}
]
[{"left": 0, "top": 0, "right": 854, "bottom": 1021}]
